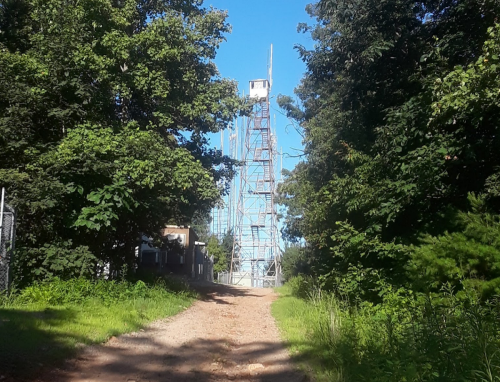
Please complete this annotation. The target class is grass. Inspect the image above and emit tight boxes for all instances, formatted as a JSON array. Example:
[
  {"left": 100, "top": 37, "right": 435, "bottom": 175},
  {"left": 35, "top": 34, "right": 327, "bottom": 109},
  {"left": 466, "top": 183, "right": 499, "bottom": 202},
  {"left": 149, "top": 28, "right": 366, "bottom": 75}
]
[
  {"left": 0, "top": 278, "right": 195, "bottom": 379},
  {"left": 273, "top": 279, "right": 500, "bottom": 382},
  {"left": 272, "top": 284, "right": 338, "bottom": 381}
]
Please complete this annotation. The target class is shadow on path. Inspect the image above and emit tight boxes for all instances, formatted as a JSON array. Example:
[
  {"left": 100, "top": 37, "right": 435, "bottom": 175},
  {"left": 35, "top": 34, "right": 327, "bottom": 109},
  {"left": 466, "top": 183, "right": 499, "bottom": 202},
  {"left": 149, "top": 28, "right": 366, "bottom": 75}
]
[
  {"left": 53, "top": 336, "right": 306, "bottom": 382},
  {"left": 1, "top": 282, "right": 308, "bottom": 382},
  {"left": 0, "top": 307, "right": 84, "bottom": 380}
]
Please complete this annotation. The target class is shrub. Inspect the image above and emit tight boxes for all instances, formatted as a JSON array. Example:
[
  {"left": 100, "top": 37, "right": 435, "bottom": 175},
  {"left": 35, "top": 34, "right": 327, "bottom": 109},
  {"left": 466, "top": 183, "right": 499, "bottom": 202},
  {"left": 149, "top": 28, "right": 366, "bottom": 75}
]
[
  {"left": 4, "top": 277, "right": 189, "bottom": 307},
  {"left": 281, "top": 244, "right": 310, "bottom": 281},
  {"left": 12, "top": 242, "right": 98, "bottom": 287},
  {"left": 410, "top": 194, "right": 500, "bottom": 299},
  {"left": 278, "top": 278, "right": 500, "bottom": 382},
  {"left": 287, "top": 274, "right": 317, "bottom": 299}
]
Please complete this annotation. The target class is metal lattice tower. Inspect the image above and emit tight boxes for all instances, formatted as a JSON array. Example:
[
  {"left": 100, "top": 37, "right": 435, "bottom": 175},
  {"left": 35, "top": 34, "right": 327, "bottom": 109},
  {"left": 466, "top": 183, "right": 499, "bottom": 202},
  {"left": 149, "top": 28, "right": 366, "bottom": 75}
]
[
  {"left": 211, "top": 126, "right": 238, "bottom": 240},
  {"left": 230, "top": 77, "right": 281, "bottom": 288}
]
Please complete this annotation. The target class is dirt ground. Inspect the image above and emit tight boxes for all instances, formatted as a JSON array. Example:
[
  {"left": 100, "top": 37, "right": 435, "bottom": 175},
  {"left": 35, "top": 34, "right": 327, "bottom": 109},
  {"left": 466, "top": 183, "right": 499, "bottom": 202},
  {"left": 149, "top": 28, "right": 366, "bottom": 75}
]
[{"left": 43, "top": 283, "right": 305, "bottom": 382}]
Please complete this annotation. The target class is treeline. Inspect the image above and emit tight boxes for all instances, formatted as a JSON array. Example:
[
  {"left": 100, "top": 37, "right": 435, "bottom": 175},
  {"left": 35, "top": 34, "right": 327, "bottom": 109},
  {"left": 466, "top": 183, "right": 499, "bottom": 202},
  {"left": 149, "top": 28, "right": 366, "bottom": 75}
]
[
  {"left": 279, "top": 0, "right": 500, "bottom": 301},
  {"left": 276, "top": 1, "right": 500, "bottom": 380},
  {"left": 0, "top": 0, "right": 242, "bottom": 285}
]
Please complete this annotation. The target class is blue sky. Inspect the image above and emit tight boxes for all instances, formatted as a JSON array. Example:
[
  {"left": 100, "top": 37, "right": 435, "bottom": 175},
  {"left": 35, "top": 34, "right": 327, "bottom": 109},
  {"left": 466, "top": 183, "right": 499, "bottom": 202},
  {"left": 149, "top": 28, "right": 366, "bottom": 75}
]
[{"left": 208, "top": 0, "right": 314, "bottom": 173}]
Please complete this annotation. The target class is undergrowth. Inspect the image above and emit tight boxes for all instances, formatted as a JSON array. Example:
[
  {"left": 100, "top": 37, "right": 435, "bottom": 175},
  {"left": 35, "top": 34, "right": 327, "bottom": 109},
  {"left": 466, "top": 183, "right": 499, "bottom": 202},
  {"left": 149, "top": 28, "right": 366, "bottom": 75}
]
[
  {"left": 0, "top": 277, "right": 195, "bottom": 379},
  {"left": 273, "top": 276, "right": 500, "bottom": 382},
  {"left": 1, "top": 276, "right": 191, "bottom": 306}
]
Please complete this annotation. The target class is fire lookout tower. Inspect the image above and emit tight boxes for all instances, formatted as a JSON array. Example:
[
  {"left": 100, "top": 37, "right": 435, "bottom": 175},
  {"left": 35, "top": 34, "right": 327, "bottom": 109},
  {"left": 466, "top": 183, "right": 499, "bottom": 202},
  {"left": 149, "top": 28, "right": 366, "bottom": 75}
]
[{"left": 231, "top": 76, "right": 281, "bottom": 287}]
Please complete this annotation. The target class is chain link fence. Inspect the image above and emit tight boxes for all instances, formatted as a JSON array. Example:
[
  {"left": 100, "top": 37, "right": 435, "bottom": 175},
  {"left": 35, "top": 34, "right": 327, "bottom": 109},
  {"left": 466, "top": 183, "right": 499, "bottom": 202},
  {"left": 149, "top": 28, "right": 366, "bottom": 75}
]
[
  {"left": 218, "top": 271, "right": 231, "bottom": 285},
  {"left": 0, "top": 190, "right": 16, "bottom": 291},
  {"left": 217, "top": 271, "right": 282, "bottom": 287}
]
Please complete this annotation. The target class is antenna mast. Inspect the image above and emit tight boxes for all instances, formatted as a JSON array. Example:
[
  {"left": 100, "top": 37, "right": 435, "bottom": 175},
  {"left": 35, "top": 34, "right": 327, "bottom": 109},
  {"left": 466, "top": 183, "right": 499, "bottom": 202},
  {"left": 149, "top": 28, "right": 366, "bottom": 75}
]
[{"left": 269, "top": 44, "right": 273, "bottom": 91}]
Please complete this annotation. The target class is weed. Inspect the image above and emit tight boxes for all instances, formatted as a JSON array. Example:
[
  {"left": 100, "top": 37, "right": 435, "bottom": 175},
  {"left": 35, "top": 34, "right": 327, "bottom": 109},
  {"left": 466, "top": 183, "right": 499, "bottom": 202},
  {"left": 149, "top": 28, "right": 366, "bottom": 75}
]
[{"left": 273, "top": 279, "right": 500, "bottom": 382}]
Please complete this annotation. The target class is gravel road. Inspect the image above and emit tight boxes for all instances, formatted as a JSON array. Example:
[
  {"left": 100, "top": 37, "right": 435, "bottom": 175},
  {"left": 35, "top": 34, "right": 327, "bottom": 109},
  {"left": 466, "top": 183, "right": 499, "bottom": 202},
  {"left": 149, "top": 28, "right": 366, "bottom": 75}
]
[{"left": 48, "top": 283, "right": 305, "bottom": 382}]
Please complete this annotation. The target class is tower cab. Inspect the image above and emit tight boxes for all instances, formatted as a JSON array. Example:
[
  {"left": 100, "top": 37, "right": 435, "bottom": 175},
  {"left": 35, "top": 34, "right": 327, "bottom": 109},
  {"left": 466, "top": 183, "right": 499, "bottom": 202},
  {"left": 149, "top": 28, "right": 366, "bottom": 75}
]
[{"left": 249, "top": 79, "right": 269, "bottom": 101}]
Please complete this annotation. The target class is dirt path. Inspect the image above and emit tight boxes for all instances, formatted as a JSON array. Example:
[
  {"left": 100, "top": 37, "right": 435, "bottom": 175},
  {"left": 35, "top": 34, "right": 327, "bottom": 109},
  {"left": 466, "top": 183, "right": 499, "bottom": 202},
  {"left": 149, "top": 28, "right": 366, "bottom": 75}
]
[{"left": 48, "top": 283, "right": 305, "bottom": 382}]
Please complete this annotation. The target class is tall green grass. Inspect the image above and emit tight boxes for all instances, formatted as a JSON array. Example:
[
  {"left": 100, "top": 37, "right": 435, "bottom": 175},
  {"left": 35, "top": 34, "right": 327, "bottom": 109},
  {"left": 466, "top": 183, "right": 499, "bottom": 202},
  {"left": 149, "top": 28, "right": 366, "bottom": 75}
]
[
  {"left": 273, "top": 276, "right": 500, "bottom": 382},
  {"left": 0, "top": 277, "right": 195, "bottom": 379}
]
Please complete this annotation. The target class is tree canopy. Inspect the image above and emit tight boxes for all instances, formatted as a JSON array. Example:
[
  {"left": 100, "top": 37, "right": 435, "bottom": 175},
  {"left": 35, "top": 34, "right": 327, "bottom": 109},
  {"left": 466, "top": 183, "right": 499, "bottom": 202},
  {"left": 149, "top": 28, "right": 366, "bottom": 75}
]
[
  {"left": 278, "top": 0, "right": 500, "bottom": 299},
  {"left": 0, "top": 0, "right": 244, "bottom": 283}
]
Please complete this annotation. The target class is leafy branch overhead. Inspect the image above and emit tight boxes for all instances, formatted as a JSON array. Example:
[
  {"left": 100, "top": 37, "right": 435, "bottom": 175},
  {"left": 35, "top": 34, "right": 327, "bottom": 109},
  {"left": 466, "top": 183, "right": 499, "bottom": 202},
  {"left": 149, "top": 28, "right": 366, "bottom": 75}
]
[
  {"left": 278, "top": 0, "right": 500, "bottom": 299},
  {"left": 0, "top": 0, "right": 244, "bottom": 283}
]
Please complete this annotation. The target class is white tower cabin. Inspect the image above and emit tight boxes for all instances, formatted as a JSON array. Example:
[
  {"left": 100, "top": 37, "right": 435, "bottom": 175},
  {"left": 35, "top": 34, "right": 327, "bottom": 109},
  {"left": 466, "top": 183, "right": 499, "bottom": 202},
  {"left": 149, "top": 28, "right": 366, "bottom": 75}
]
[{"left": 249, "top": 79, "right": 269, "bottom": 101}]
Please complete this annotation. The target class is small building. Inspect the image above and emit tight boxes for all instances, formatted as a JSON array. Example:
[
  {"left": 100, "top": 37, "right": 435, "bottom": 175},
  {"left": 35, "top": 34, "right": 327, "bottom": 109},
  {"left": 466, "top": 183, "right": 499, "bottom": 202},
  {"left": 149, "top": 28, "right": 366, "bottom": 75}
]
[
  {"left": 138, "top": 226, "right": 213, "bottom": 281},
  {"left": 161, "top": 225, "right": 197, "bottom": 278},
  {"left": 139, "top": 235, "right": 164, "bottom": 270},
  {"left": 249, "top": 79, "right": 269, "bottom": 100}
]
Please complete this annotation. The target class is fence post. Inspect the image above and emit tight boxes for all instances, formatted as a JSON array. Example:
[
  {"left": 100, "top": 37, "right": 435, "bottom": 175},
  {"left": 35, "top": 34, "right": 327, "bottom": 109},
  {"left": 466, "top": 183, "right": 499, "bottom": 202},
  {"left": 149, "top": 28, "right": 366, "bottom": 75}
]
[
  {"left": 0, "top": 188, "right": 16, "bottom": 291},
  {"left": 0, "top": 188, "right": 4, "bottom": 254}
]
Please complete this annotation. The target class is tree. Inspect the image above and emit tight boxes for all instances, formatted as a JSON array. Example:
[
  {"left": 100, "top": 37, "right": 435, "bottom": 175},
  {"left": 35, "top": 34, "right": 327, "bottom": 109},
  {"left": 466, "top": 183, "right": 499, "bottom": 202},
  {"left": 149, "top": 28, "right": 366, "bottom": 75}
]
[
  {"left": 278, "top": 0, "right": 500, "bottom": 296},
  {"left": 206, "top": 233, "right": 232, "bottom": 274},
  {"left": 280, "top": 243, "right": 309, "bottom": 282},
  {"left": 408, "top": 24, "right": 500, "bottom": 298},
  {"left": 410, "top": 194, "right": 500, "bottom": 299},
  {"left": 0, "top": 0, "right": 244, "bottom": 282}
]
